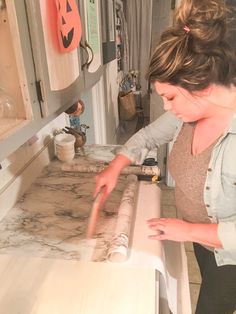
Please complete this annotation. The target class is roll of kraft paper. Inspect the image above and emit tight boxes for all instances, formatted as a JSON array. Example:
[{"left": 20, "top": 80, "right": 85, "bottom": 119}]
[{"left": 107, "top": 174, "right": 138, "bottom": 263}]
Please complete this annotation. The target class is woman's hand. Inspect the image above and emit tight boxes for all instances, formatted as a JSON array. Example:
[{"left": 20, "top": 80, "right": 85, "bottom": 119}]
[
  {"left": 147, "top": 218, "right": 191, "bottom": 242},
  {"left": 94, "top": 166, "right": 119, "bottom": 203},
  {"left": 147, "top": 217, "right": 222, "bottom": 248},
  {"left": 93, "top": 154, "right": 132, "bottom": 203}
]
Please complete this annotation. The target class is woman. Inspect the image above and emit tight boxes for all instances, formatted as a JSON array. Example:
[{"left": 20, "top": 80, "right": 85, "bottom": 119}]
[{"left": 95, "top": 0, "right": 236, "bottom": 312}]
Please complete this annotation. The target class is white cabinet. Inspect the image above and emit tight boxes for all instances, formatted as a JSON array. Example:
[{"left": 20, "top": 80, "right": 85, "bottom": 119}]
[
  {"left": 0, "top": 0, "right": 105, "bottom": 162},
  {"left": 0, "top": 0, "right": 41, "bottom": 161},
  {"left": 25, "top": 0, "right": 85, "bottom": 117},
  {"left": 25, "top": 0, "right": 104, "bottom": 116}
]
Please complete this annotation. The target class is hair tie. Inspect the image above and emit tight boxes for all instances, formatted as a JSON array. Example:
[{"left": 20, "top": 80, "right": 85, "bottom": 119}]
[{"left": 183, "top": 25, "right": 190, "bottom": 33}]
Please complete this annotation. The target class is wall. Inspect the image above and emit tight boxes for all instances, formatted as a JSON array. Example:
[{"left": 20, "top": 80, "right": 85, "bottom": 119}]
[
  {"left": 104, "top": 59, "right": 119, "bottom": 144},
  {"left": 150, "top": 0, "right": 173, "bottom": 122},
  {"left": 150, "top": 0, "right": 173, "bottom": 178},
  {"left": 80, "top": 88, "right": 96, "bottom": 144},
  {"left": 0, "top": 113, "right": 68, "bottom": 219},
  {"left": 80, "top": 59, "right": 119, "bottom": 145}
]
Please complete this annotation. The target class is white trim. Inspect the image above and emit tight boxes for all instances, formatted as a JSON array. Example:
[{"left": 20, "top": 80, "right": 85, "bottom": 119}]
[{"left": 92, "top": 77, "right": 107, "bottom": 144}]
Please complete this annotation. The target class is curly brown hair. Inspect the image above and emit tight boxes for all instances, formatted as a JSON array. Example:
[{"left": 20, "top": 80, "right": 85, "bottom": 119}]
[{"left": 147, "top": 0, "right": 236, "bottom": 91}]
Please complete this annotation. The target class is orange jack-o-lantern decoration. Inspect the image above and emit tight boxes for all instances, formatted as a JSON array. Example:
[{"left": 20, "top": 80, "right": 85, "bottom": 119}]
[{"left": 55, "top": 0, "right": 82, "bottom": 53}]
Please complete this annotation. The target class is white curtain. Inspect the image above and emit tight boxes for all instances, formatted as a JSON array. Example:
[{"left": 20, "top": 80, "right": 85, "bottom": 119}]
[{"left": 124, "top": 0, "right": 153, "bottom": 95}]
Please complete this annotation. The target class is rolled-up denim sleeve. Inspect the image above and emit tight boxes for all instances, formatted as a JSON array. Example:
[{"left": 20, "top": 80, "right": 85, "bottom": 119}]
[{"left": 117, "top": 112, "right": 181, "bottom": 164}]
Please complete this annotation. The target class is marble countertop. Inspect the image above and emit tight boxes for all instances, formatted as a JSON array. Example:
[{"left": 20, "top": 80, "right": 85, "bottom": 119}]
[{"left": 0, "top": 145, "right": 144, "bottom": 262}]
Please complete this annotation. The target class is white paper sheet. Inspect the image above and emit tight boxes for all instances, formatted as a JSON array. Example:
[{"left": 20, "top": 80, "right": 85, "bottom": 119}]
[{"left": 123, "top": 181, "right": 191, "bottom": 314}]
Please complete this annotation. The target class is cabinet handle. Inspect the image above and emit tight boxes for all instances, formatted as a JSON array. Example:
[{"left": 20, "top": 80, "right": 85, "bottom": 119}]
[
  {"left": 80, "top": 42, "right": 90, "bottom": 70},
  {"left": 85, "top": 40, "right": 94, "bottom": 68},
  {"left": 0, "top": 0, "right": 6, "bottom": 10}
]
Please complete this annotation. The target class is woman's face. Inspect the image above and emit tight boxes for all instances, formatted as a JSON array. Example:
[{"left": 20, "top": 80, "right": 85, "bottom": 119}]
[{"left": 154, "top": 82, "right": 211, "bottom": 122}]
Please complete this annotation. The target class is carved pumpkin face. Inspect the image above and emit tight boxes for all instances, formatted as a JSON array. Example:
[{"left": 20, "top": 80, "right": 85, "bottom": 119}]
[{"left": 55, "top": 0, "right": 82, "bottom": 52}]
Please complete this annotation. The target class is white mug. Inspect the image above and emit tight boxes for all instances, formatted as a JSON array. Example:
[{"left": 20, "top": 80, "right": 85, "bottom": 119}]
[{"left": 54, "top": 134, "right": 75, "bottom": 162}]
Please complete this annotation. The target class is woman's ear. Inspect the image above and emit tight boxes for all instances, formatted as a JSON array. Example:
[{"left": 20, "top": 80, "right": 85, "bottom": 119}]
[{"left": 193, "top": 85, "right": 213, "bottom": 97}]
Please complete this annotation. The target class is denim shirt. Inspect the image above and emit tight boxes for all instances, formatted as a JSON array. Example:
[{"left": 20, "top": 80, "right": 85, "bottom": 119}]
[{"left": 118, "top": 111, "right": 236, "bottom": 266}]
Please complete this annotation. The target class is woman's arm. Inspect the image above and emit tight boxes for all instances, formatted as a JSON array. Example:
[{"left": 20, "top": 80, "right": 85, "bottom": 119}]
[
  {"left": 118, "top": 111, "right": 181, "bottom": 164},
  {"left": 94, "top": 112, "right": 181, "bottom": 199}
]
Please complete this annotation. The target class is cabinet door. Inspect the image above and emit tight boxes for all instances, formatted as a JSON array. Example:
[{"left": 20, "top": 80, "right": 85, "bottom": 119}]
[
  {"left": 0, "top": 0, "right": 42, "bottom": 161},
  {"left": 79, "top": 0, "right": 103, "bottom": 89},
  {"left": 25, "top": 0, "right": 84, "bottom": 117}
]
